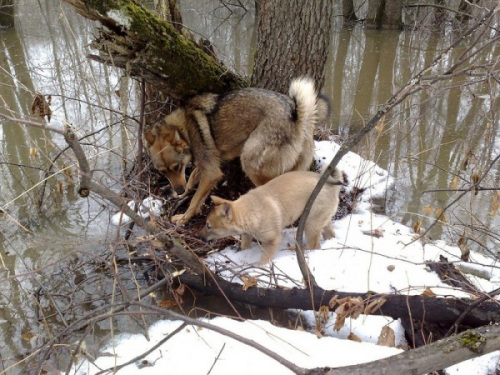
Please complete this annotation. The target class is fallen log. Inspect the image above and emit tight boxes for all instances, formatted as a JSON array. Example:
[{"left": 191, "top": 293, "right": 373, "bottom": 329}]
[{"left": 178, "top": 272, "right": 500, "bottom": 329}]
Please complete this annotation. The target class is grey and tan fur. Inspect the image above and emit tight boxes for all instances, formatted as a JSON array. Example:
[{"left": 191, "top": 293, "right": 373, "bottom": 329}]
[
  {"left": 200, "top": 168, "right": 343, "bottom": 265},
  {"left": 145, "top": 77, "right": 330, "bottom": 225}
]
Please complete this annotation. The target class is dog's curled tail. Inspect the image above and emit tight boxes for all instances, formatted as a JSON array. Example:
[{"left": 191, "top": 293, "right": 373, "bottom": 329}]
[{"left": 289, "top": 77, "right": 317, "bottom": 129}]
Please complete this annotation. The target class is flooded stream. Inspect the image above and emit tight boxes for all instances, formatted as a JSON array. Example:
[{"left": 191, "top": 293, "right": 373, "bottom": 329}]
[{"left": 0, "top": 1, "right": 499, "bottom": 373}]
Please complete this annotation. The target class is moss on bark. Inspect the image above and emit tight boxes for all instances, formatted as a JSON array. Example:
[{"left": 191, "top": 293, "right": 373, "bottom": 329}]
[{"left": 63, "top": 0, "right": 248, "bottom": 98}]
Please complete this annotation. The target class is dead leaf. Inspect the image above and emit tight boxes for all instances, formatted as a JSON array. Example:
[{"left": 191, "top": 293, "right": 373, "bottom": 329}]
[
  {"left": 22, "top": 331, "right": 37, "bottom": 342},
  {"left": 422, "top": 206, "right": 435, "bottom": 215},
  {"left": 175, "top": 284, "right": 186, "bottom": 297},
  {"left": 151, "top": 239, "right": 164, "bottom": 249},
  {"left": 333, "top": 297, "right": 364, "bottom": 331},
  {"left": 156, "top": 299, "right": 177, "bottom": 308},
  {"left": 377, "top": 326, "right": 395, "bottom": 347},
  {"left": 489, "top": 192, "right": 500, "bottom": 217},
  {"left": 435, "top": 208, "right": 446, "bottom": 223},
  {"left": 29, "top": 148, "right": 38, "bottom": 158},
  {"left": 348, "top": 332, "right": 362, "bottom": 342},
  {"left": 242, "top": 277, "right": 257, "bottom": 291},
  {"left": 375, "top": 116, "right": 385, "bottom": 133},
  {"left": 422, "top": 287, "right": 437, "bottom": 298},
  {"left": 56, "top": 180, "right": 63, "bottom": 194},
  {"left": 471, "top": 173, "right": 481, "bottom": 195},
  {"left": 450, "top": 175, "right": 460, "bottom": 190},
  {"left": 334, "top": 313, "right": 346, "bottom": 331},
  {"left": 412, "top": 220, "right": 422, "bottom": 234},
  {"left": 317, "top": 305, "right": 330, "bottom": 325},
  {"left": 328, "top": 295, "right": 340, "bottom": 309},
  {"left": 31, "top": 92, "right": 52, "bottom": 122},
  {"left": 462, "top": 149, "right": 473, "bottom": 170},
  {"left": 364, "top": 297, "right": 386, "bottom": 315}
]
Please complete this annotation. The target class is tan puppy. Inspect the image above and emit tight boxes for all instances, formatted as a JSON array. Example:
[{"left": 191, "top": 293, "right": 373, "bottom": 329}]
[{"left": 200, "top": 168, "right": 343, "bottom": 265}]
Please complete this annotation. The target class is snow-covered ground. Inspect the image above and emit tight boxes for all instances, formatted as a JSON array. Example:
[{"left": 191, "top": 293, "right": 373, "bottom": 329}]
[{"left": 72, "top": 140, "right": 500, "bottom": 375}]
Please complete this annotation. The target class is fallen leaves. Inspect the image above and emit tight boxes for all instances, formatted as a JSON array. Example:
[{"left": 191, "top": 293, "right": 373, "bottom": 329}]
[
  {"left": 31, "top": 92, "right": 52, "bottom": 122},
  {"left": 377, "top": 326, "right": 396, "bottom": 347},
  {"left": 241, "top": 276, "right": 257, "bottom": 291}
]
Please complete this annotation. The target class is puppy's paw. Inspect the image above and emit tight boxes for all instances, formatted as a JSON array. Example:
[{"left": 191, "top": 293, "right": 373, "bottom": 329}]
[
  {"left": 171, "top": 214, "right": 188, "bottom": 225},
  {"left": 257, "top": 256, "right": 272, "bottom": 267}
]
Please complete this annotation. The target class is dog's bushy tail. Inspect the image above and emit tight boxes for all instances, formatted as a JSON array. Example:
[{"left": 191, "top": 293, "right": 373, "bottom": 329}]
[{"left": 289, "top": 77, "right": 317, "bottom": 131}]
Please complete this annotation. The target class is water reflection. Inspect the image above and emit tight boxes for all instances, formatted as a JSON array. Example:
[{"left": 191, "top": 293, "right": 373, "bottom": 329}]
[
  {"left": 1, "top": 0, "right": 140, "bottom": 371},
  {"left": 0, "top": 0, "right": 499, "bottom": 372}
]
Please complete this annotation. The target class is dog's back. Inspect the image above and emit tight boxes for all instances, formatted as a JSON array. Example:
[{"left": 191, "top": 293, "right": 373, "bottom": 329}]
[
  {"left": 246, "top": 169, "right": 342, "bottom": 228},
  {"left": 206, "top": 88, "right": 295, "bottom": 159}
]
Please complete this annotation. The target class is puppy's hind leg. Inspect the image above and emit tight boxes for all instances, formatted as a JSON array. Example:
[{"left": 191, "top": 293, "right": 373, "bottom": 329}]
[
  {"left": 304, "top": 221, "right": 323, "bottom": 250},
  {"left": 322, "top": 222, "right": 336, "bottom": 240}
]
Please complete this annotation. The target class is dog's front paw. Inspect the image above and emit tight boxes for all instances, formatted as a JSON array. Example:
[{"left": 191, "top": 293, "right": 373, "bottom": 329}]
[{"left": 171, "top": 214, "right": 188, "bottom": 225}]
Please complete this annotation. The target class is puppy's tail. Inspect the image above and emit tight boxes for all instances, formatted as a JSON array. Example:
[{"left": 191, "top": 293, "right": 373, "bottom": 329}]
[
  {"left": 324, "top": 166, "right": 345, "bottom": 186},
  {"left": 289, "top": 77, "right": 318, "bottom": 131}
]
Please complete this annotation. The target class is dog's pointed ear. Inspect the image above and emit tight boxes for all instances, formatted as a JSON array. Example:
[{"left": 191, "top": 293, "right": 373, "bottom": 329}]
[{"left": 144, "top": 131, "right": 155, "bottom": 146}]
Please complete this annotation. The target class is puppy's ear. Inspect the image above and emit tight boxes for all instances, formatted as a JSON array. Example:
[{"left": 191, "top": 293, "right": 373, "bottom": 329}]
[
  {"left": 211, "top": 196, "right": 227, "bottom": 205},
  {"left": 221, "top": 202, "right": 233, "bottom": 220},
  {"left": 144, "top": 131, "right": 155, "bottom": 145}
]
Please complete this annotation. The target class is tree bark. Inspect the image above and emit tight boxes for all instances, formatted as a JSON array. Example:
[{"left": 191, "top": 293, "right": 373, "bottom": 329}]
[
  {"left": 62, "top": 0, "right": 248, "bottom": 99},
  {"left": 252, "top": 0, "right": 333, "bottom": 92}
]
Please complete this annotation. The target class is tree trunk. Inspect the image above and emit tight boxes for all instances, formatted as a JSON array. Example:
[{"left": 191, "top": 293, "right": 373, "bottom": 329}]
[
  {"left": 62, "top": 0, "right": 248, "bottom": 99},
  {"left": 252, "top": 0, "right": 333, "bottom": 93},
  {"left": 355, "top": 0, "right": 403, "bottom": 29}
]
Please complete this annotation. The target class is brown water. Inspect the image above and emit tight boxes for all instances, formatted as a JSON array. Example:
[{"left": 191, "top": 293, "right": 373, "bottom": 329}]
[{"left": 0, "top": 1, "right": 499, "bottom": 373}]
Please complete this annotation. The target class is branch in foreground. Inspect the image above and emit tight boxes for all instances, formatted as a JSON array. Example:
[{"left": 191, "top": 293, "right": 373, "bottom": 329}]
[{"left": 308, "top": 324, "right": 500, "bottom": 375}]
